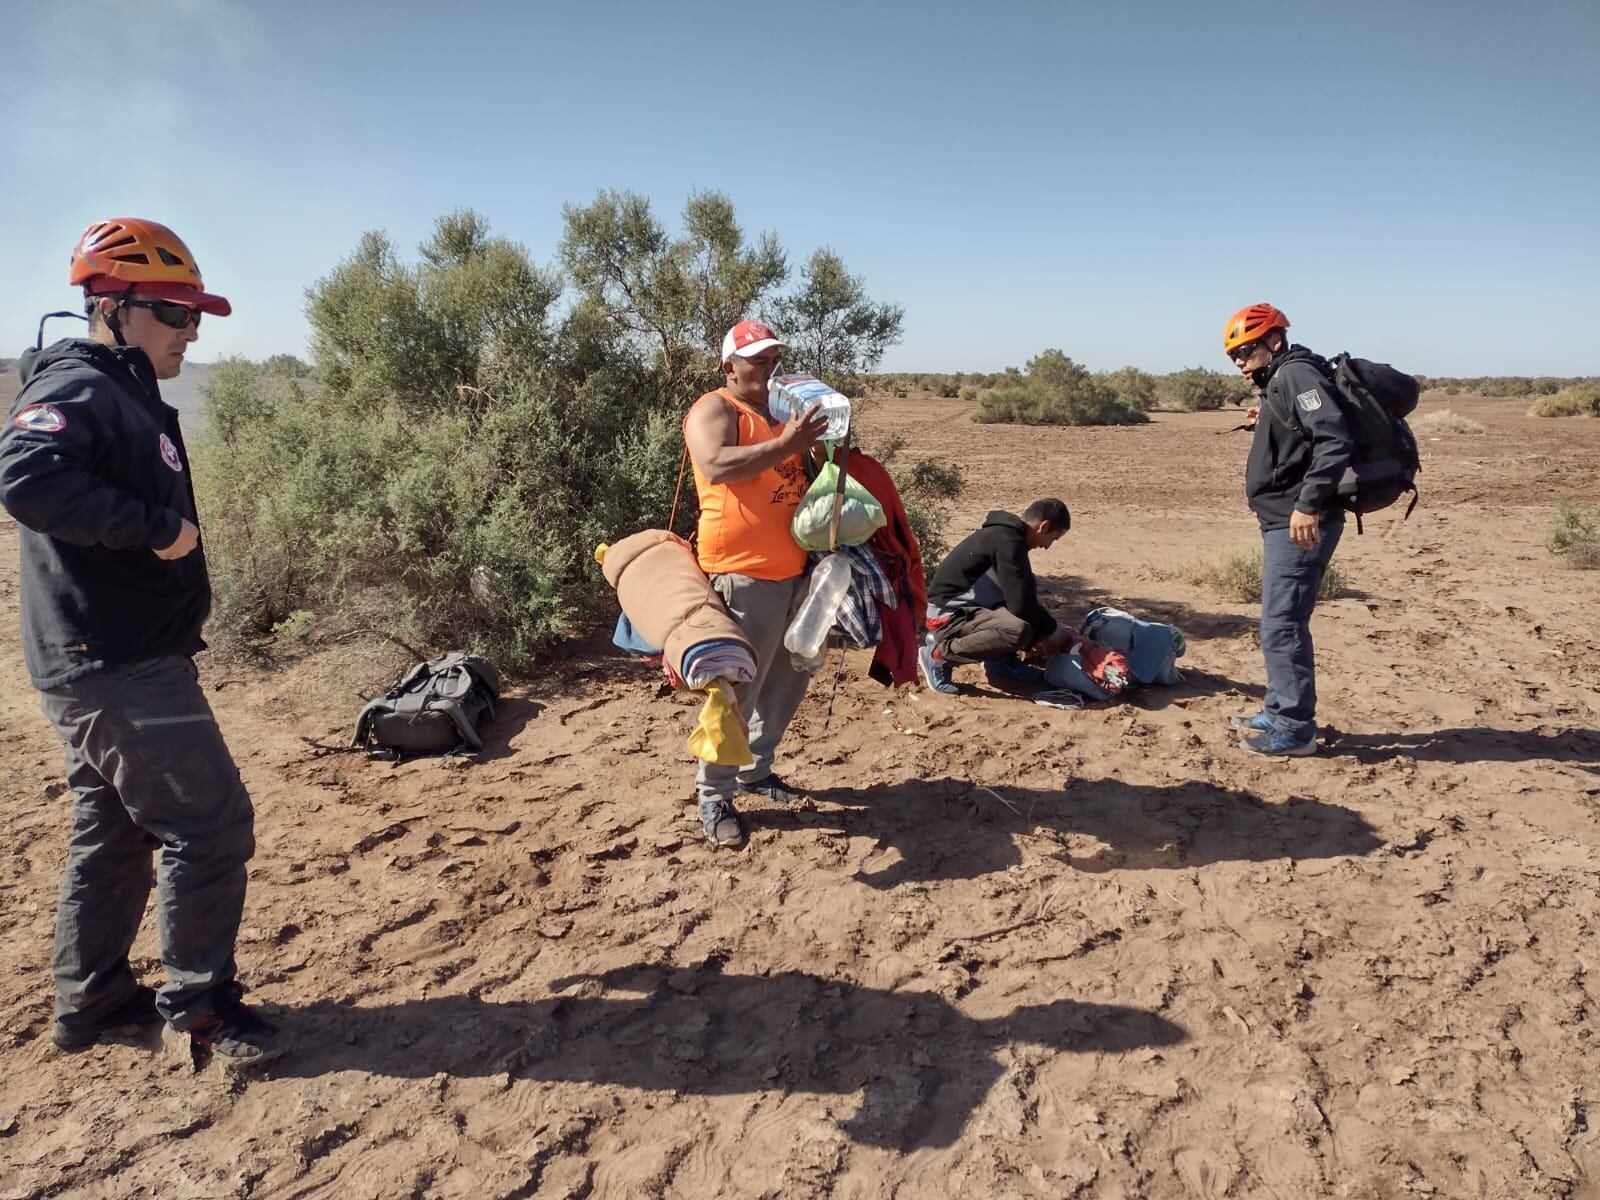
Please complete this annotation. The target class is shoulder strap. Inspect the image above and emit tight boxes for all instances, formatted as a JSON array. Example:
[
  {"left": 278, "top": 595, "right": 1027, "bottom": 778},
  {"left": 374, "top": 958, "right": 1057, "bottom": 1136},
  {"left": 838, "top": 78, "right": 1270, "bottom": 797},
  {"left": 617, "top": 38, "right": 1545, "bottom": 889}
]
[{"left": 1262, "top": 378, "right": 1305, "bottom": 440}]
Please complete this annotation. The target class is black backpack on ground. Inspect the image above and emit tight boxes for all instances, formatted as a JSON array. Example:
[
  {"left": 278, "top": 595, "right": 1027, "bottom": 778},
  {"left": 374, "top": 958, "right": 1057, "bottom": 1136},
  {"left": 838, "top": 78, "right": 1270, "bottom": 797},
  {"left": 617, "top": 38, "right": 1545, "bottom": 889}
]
[
  {"left": 351, "top": 652, "right": 501, "bottom": 759},
  {"left": 1267, "top": 352, "right": 1421, "bottom": 532}
]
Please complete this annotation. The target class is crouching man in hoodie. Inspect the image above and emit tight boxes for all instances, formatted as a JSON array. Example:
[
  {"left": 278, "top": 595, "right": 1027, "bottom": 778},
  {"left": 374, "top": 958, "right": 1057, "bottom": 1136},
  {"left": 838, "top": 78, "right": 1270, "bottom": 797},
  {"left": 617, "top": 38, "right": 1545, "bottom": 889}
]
[
  {"left": 0, "top": 219, "right": 291, "bottom": 1065},
  {"left": 919, "top": 499, "right": 1077, "bottom": 693}
]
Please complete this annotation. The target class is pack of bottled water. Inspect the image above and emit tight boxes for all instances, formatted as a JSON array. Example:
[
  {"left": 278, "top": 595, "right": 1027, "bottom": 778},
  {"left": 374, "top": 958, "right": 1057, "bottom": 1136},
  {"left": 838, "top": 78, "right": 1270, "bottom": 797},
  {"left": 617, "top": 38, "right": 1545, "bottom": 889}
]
[{"left": 768, "top": 371, "right": 851, "bottom": 442}]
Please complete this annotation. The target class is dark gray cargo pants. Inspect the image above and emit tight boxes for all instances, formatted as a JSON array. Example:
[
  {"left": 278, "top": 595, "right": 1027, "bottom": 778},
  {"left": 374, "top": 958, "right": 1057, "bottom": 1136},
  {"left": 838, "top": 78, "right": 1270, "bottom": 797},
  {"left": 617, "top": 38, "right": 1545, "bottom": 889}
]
[{"left": 38, "top": 654, "right": 255, "bottom": 1032}]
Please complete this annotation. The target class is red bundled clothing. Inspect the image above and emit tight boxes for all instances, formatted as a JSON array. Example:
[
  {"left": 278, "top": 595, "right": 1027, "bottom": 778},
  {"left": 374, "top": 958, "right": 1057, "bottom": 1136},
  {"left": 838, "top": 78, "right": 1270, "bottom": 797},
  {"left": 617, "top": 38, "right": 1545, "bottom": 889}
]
[{"left": 847, "top": 452, "right": 928, "bottom": 687}]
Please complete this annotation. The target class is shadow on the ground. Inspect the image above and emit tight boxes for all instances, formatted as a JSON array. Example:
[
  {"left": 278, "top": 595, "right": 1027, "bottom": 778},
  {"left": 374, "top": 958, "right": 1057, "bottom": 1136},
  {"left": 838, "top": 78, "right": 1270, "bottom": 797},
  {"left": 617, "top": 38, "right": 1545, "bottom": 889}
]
[
  {"left": 768, "top": 775, "right": 1381, "bottom": 889},
  {"left": 1327, "top": 726, "right": 1600, "bottom": 773},
  {"left": 1035, "top": 579, "right": 1258, "bottom": 641},
  {"left": 962, "top": 664, "right": 1264, "bottom": 710},
  {"left": 268, "top": 963, "right": 1186, "bottom": 1150}
]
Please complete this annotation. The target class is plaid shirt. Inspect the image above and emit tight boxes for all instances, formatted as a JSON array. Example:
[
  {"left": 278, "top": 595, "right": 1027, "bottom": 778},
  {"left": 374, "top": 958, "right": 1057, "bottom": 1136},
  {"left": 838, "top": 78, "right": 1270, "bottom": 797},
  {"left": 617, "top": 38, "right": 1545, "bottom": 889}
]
[{"left": 830, "top": 544, "right": 898, "bottom": 649}]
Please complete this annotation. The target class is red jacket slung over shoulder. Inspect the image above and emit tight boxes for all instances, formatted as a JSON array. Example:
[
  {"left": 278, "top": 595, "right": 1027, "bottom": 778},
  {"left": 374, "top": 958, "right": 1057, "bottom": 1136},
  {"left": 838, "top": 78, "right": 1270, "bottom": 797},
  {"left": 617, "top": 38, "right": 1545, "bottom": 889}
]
[{"left": 846, "top": 452, "right": 927, "bottom": 687}]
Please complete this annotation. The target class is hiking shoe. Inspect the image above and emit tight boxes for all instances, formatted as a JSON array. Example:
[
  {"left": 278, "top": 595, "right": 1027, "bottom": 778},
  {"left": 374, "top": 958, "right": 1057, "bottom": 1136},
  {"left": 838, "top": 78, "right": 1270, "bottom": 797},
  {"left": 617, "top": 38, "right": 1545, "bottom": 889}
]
[
  {"left": 919, "top": 643, "right": 959, "bottom": 694},
  {"left": 51, "top": 985, "right": 161, "bottom": 1051},
  {"left": 699, "top": 797, "right": 746, "bottom": 848},
  {"left": 175, "top": 983, "right": 293, "bottom": 1068},
  {"left": 1240, "top": 728, "right": 1318, "bottom": 757},
  {"left": 1229, "top": 711, "right": 1274, "bottom": 733},
  {"left": 738, "top": 774, "right": 806, "bottom": 805}
]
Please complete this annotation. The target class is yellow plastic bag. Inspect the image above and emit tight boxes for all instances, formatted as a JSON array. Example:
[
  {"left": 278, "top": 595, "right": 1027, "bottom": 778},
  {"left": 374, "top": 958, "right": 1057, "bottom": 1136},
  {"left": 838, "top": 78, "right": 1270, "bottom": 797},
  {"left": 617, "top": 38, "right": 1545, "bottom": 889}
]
[{"left": 686, "top": 679, "right": 753, "bottom": 766}]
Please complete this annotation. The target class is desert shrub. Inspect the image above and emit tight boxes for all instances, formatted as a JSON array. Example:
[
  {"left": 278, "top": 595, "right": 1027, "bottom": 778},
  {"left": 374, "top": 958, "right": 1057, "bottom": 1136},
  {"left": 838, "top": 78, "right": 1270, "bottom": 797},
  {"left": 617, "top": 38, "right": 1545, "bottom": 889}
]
[
  {"left": 874, "top": 434, "right": 966, "bottom": 565},
  {"left": 1157, "top": 366, "right": 1246, "bottom": 412},
  {"left": 1101, "top": 366, "right": 1158, "bottom": 410},
  {"left": 958, "top": 385, "right": 979, "bottom": 403},
  {"left": 1547, "top": 502, "right": 1600, "bottom": 569},
  {"left": 1410, "top": 409, "right": 1485, "bottom": 435},
  {"left": 1181, "top": 547, "right": 1345, "bottom": 603},
  {"left": 972, "top": 350, "right": 1147, "bottom": 426},
  {"left": 1528, "top": 383, "right": 1600, "bottom": 418},
  {"left": 196, "top": 202, "right": 902, "bottom": 668}
]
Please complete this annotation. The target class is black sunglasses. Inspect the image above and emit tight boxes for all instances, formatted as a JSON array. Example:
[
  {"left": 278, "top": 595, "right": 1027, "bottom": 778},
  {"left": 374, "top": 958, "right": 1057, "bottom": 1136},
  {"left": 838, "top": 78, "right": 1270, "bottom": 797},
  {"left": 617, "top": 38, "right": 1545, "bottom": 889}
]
[
  {"left": 121, "top": 297, "right": 202, "bottom": 330},
  {"left": 1228, "top": 342, "right": 1260, "bottom": 365}
]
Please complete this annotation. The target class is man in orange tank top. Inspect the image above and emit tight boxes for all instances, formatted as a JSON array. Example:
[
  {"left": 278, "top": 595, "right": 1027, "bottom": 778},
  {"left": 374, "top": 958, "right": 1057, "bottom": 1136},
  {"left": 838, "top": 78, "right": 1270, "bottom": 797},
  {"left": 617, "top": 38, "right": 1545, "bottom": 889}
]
[{"left": 683, "top": 322, "right": 829, "bottom": 847}]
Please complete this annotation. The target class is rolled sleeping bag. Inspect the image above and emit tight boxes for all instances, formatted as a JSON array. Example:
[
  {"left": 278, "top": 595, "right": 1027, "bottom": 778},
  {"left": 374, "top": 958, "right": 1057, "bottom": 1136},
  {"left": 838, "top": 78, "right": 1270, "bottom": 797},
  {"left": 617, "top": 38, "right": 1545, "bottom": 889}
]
[{"left": 601, "top": 529, "right": 754, "bottom": 682}]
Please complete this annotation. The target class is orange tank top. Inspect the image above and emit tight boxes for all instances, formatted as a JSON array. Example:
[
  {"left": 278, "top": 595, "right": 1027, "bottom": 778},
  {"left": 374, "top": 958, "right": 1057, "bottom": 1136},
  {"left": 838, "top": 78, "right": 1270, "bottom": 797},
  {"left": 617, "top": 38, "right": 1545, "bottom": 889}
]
[{"left": 690, "top": 389, "right": 809, "bottom": 580}]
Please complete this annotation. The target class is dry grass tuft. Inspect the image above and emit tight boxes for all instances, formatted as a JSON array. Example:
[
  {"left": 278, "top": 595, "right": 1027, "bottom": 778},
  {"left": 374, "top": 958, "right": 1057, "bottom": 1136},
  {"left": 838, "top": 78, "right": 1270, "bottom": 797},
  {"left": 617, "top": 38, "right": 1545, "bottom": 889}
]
[
  {"left": 1412, "top": 409, "right": 1485, "bottom": 435},
  {"left": 1181, "top": 546, "right": 1346, "bottom": 603}
]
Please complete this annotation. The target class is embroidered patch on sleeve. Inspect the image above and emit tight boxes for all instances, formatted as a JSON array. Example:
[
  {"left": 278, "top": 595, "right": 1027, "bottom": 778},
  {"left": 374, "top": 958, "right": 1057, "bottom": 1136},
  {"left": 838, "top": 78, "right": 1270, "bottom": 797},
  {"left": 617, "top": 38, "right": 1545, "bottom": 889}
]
[
  {"left": 12, "top": 403, "right": 67, "bottom": 433},
  {"left": 159, "top": 433, "right": 184, "bottom": 472},
  {"left": 1295, "top": 388, "right": 1324, "bottom": 413}
]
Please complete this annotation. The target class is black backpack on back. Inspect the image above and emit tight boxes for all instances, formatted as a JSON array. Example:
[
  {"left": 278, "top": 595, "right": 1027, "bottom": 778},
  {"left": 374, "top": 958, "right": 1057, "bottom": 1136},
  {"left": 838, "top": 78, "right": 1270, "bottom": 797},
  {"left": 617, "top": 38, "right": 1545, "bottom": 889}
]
[
  {"left": 1267, "top": 352, "right": 1421, "bottom": 530},
  {"left": 351, "top": 652, "right": 501, "bottom": 759}
]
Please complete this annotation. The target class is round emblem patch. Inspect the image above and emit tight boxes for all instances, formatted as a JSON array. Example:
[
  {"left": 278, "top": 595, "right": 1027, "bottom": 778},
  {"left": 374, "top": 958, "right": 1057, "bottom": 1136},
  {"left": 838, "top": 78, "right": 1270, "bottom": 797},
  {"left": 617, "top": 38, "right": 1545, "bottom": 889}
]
[
  {"left": 159, "top": 433, "right": 184, "bottom": 472},
  {"left": 13, "top": 403, "right": 66, "bottom": 434}
]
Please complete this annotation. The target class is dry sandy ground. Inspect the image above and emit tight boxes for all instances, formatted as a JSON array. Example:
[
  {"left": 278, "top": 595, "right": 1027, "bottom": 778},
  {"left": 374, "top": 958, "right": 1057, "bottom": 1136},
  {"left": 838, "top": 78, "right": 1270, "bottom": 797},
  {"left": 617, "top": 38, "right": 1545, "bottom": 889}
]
[{"left": 1, "top": 394, "right": 1598, "bottom": 1199}]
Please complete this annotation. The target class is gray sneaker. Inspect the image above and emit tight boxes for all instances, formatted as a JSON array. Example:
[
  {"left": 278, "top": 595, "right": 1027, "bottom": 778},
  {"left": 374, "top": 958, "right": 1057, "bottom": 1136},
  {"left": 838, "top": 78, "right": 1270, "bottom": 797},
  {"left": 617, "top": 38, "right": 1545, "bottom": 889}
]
[
  {"left": 1229, "top": 711, "right": 1273, "bottom": 733},
  {"left": 699, "top": 797, "right": 746, "bottom": 848},
  {"left": 1240, "top": 728, "right": 1318, "bottom": 757},
  {"left": 172, "top": 982, "right": 293, "bottom": 1068}
]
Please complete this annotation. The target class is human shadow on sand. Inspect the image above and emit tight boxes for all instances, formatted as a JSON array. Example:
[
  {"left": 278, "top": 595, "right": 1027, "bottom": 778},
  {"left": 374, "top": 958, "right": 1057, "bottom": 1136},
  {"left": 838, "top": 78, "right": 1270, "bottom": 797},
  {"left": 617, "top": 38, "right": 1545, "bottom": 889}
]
[
  {"left": 765, "top": 776, "right": 1381, "bottom": 889},
  {"left": 971, "top": 664, "right": 1265, "bottom": 710},
  {"left": 1034, "top": 579, "right": 1258, "bottom": 641},
  {"left": 271, "top": 962, "right": 1185, "bottom": 1150},
  {"left": 1327, "top": 726, "right": 1600, "bottom": 774}
]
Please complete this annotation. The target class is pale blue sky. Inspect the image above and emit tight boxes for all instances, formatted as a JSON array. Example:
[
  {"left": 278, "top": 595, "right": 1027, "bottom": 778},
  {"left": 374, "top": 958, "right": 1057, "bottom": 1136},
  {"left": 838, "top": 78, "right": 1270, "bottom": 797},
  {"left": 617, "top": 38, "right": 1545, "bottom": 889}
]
[{"left": 2, "top": 0, "right": 1596, "bottom": 376}]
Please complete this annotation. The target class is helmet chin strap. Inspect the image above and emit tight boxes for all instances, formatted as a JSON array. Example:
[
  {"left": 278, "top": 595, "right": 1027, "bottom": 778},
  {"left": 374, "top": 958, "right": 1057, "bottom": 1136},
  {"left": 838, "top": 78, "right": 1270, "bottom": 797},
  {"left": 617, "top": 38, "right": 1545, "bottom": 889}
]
[
  {"left": 102, "top": 293, "right": 131, "bottom": 347},
  {"left": 1249, "top": 336, "right": 1286, "bottom": 388}
]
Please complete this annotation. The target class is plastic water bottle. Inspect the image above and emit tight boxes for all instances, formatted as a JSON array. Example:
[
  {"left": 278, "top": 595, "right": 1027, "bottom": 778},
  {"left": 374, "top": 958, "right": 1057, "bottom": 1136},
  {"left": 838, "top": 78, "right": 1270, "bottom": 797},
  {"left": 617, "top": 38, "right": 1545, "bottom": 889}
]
[
  {"left": 769, "top": 371, "right": 851, "bottom": 442},
  {"left": 784, "top": 552, "right": 852, "bottom": 662}
]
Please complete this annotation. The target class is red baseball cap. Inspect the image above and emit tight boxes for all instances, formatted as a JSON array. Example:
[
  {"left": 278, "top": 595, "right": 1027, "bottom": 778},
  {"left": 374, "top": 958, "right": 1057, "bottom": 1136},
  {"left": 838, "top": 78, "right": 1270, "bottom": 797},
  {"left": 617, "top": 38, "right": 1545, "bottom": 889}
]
[{"left": 720, "top": 320, "right": 786, "bottom": 364}]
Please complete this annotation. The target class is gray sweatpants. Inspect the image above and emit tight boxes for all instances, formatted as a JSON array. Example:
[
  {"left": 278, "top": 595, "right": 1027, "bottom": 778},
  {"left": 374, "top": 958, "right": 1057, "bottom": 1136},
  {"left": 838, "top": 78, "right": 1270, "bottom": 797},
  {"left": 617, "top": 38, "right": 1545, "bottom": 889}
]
[
  {"left": 38, "top": 654, "right": 255, "bottom": 1031},
  {"left": 695, "top": 572, "right": 812, "bottom": 805},
  {"left": 933, "top": 605, "right": 1038, "bottom": 666}
]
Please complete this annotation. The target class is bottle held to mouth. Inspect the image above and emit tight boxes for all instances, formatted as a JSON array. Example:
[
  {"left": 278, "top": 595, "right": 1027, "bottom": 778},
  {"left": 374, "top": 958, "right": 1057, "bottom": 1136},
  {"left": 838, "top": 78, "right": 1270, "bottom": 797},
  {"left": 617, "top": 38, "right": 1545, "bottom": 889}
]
[{"left": 768, "top": 370, "right": 851, "bottom": 442}]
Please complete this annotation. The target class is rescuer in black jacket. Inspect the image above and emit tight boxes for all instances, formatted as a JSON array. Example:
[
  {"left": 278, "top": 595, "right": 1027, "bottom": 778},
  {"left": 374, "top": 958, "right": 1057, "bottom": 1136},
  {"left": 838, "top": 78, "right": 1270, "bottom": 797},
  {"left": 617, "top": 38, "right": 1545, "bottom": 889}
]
[{"left": 0, "top": 218, "right": 290, "bottom": 1065}]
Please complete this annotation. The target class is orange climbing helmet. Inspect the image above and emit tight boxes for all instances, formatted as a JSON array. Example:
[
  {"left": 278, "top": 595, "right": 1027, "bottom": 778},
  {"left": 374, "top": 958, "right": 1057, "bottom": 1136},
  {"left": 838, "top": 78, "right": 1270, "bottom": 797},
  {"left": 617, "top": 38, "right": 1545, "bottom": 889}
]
[
  {"left": 1222, "top": 303, "right": 1288, "bottom": 354},
  {"left": 70, "top": 218, "right": 232, "bottom": 315}
]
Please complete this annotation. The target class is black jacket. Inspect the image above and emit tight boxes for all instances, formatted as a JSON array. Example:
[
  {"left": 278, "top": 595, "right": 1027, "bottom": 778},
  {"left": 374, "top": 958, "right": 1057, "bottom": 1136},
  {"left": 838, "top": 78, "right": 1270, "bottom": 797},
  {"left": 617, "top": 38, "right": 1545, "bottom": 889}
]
[
  {"left": 0, "top": 339, "right": 210, "bottom": 687},
  {"left": 1245, "top": 344, "right": 1357, "bottom": 530},
  {"left": 926, "top": 510, "right": 1057, "bottom": 641}
]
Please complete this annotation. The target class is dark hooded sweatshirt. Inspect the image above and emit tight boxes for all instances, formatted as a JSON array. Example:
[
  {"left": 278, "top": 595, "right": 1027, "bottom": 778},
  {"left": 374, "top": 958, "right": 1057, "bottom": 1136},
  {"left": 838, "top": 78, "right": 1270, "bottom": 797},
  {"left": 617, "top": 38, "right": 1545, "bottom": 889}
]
[
  {"left": 0, "top": 339, "right": 210, "bottom": 688},
  {"left": 1245, "top": 344, "right": 1357, "bottom": 531},
  {"left": 926, "top": 510, "right": 1057, "bottom": 642}
]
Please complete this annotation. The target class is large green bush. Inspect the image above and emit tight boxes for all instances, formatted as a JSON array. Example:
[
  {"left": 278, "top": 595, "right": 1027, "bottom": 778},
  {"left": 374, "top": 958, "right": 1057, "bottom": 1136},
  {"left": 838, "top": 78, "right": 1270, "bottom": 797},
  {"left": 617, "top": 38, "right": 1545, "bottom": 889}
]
[
  {"left": 1101, "top": 366, "right": 1158, "bottom": 410},
  {"left": 972, "top": 350, "right": 1147, "bottom": 426},
  {"left": 195, "top": 201, "right": 924, "bottom": 668},
  {"left": 1157, "top": 366, "right": 1247, "bottom": 411}
]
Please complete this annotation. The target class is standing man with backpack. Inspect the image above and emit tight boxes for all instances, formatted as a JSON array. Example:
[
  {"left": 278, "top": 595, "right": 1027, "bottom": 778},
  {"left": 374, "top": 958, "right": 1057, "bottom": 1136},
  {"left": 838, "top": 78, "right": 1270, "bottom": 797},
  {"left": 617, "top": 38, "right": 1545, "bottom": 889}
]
[
  {"left": 682, "top": 321, "right": 829, "bottom": 848},
  {"left": 1223, "top": 303, "right": 1355, "bottom": 757},
  {"left": 0, "top": 219, "right": 291, "bottom": 1064}
]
